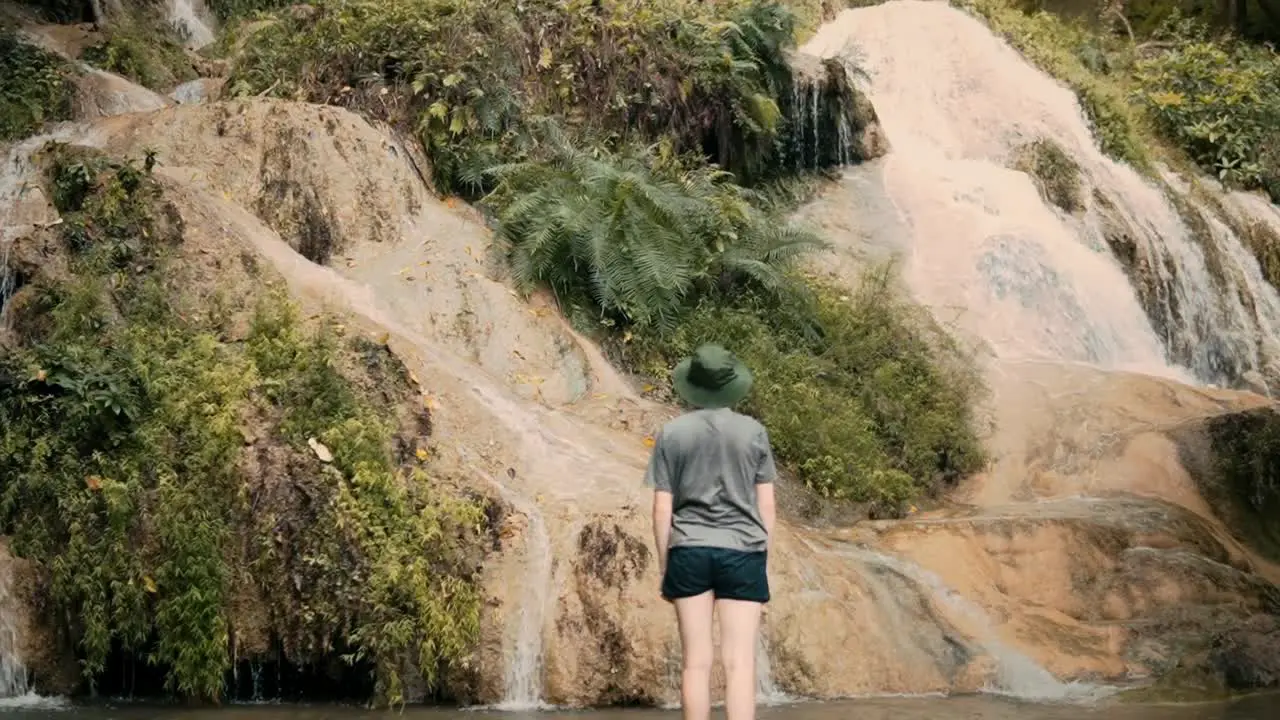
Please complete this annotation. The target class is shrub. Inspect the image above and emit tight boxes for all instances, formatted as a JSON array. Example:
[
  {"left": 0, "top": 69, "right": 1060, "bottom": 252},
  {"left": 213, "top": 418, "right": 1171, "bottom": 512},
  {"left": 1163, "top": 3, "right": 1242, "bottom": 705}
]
[
  {"left": 225, "top": 0, "right": 811, "bottom": 193},
  {"left": 955, "top": 0, "right": 1151, "bottom": 167},
  {"left": 1012, "top": 137, "right": 1084, "bottom": 211},
  {"left": 80, "top": 21, "right": 196, "bottom": 91},
  {"left": 0, "top": 146, "right": 486, "bottom": 705},
  {"left": 1134, "top": 37, "right": 1280, "bottom": 199},
  {"left": 0, "top": 30, "right": 75, "bottom": 141},
  {"left": 620, "top": 266, "right": 987, "bottom": 515},
  {"left": 482, "top": 136, "right": 825, "bottom": 332}
]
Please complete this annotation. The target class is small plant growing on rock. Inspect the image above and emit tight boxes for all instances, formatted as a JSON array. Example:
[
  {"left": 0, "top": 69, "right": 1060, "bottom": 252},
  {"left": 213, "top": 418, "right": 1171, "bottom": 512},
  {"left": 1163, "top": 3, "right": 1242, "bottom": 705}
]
[{"left": 1012, "top": 137, "right": 1084, "bottom": 212}]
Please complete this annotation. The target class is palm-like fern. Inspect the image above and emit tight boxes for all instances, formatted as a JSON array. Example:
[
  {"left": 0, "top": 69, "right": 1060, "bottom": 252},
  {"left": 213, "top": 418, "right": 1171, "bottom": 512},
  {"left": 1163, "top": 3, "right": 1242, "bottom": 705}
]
[{"left": 484, "top": 137, "right": 825, "bottom": 332}]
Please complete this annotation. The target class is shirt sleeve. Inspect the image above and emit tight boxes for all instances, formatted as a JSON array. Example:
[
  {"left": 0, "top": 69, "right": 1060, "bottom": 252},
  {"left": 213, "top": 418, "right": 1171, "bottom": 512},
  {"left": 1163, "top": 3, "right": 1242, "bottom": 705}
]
[
  {"left": 644, "top": 429, "right": 673, "bottom": 492},
  {"left": 753, "top": 427, "right": 778, "bottom": 485}
]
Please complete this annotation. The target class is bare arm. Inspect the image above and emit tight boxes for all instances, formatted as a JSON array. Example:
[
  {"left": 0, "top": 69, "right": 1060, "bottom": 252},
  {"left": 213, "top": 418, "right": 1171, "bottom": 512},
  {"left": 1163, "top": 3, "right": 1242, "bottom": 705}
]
[
  {"left": 754, "top": 426, "right": 779, "bottom": 548},
  {"left": 652, "top": 490, "right": 674, "bottom": 575},
  {"left": 757, "top": 482, "right": 776, "bottom": 546}
]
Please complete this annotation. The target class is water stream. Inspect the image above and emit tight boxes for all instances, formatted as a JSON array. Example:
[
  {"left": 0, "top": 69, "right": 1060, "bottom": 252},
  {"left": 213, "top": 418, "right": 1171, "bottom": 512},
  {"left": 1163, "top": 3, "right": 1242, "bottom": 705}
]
[
  {"left": 167, "top": 0, "right": 216, "bottom": 50},
  {"left": 801, "top": 1, "right": 1280, "bottom": 388}
]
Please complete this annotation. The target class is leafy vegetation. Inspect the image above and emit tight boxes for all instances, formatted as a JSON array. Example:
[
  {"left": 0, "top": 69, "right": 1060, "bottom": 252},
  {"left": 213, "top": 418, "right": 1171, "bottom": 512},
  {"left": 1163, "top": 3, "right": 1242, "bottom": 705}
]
[
  {"left": 1133, "top": 22, "right": 1280, "bottom": 200},
  {"left": 80, "top": 16, "right": 196, "bottom": 91},
  {"left": 956, "top": 0, "right": 1151, "bottom": 167},
  {"left": 1012, "top": 137, "right": 1084, "bottom": 212},
  {"left": 0, "top": 29, "right": 76, "bottom": 141},
  {"left": 482, "top": 135, "right": 826, "bottom": 332},
  {"left": 0, "top": 146, "right": 488, "bottom": 705},
  {"left": 614, "top": 267, "right": 987, "bottom": 515},
  {"left": 225, "top": 0, "right": 839, "bottom": 193}
]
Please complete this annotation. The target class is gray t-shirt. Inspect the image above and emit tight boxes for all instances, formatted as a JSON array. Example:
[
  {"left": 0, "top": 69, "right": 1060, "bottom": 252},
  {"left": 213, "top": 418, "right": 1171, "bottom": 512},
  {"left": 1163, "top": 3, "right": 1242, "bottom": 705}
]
[{"left": 644, "top": 408, "right": 778, "bottom": 552}]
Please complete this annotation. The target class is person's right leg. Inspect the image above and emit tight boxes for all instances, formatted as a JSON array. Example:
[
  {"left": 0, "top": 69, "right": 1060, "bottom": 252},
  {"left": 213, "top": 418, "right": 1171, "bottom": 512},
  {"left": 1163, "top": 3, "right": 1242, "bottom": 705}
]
[
  {"left": 711, "top": 549, "right": 769, "bottom": 720},
  {"left": 673, "top": 592, "right": 715, "bottom": 720}
]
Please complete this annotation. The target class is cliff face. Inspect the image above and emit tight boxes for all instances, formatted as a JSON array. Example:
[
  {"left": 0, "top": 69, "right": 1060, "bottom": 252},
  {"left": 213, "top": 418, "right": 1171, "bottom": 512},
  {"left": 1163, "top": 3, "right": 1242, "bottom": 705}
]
[{"left": 3, "top": 99, "right": 1274, "bottom": 706}]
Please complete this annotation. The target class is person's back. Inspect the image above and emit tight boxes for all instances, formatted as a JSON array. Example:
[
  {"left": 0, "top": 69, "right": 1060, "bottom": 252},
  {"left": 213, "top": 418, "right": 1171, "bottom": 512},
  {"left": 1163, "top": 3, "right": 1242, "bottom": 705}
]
[
  {"left": 646, "top": 343, "right": 777, "bottom": 720},
  {"left": 652, "top": 408, "right": 772, "bottom": 554}
]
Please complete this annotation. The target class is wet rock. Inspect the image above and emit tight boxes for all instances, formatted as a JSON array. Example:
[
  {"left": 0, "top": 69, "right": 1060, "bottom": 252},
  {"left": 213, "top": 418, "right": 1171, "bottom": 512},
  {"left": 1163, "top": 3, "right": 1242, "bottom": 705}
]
[{"left": 1209, "top": 614, "right": 1280, "bottom": 690}]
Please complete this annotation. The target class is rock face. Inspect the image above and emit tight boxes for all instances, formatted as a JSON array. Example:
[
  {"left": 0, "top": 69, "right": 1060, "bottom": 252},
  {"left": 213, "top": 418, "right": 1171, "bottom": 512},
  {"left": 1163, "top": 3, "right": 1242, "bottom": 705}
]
[{"left": 2, "top": 34, "right": 1279, "bottom": 705}]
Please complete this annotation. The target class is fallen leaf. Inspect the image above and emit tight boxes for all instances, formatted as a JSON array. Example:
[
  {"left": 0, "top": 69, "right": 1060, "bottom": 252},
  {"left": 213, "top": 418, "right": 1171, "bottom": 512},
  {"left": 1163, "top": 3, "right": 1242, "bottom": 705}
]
[
  {"left": 409, "top": 371, "right": 420, "bottom": 384},
  {"left": 85, "top": 475, "right": 103, "bottom": 491},
  {"left": 623, "top": 331, "right": 633, "bottom": 343},
  {"left": 641, "top": 384, "right": 656, "bottom": 393},
  {"left": 415, "top": 447, "right": 430, "bottom": 462},
  {"left": 308, "top": 437, "right": 334, "bottom": 463},
  {"left": 33, "top": 369, "right": 47, "bottom": 382},
  {"left": 643, "top": 436, "right": 656, "bottom": 449},
  {"left": 143, "top": 576, "right": 157, "bottom": 594},
  {"left": 907, "top": 505, "right": 918, "bottom": 514}
]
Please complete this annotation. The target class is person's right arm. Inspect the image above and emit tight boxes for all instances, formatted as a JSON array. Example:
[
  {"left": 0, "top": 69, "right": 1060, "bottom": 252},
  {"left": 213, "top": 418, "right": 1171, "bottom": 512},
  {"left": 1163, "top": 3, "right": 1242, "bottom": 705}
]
[{"left": 753, "top": 427, "right": 778, "bottom": 546}]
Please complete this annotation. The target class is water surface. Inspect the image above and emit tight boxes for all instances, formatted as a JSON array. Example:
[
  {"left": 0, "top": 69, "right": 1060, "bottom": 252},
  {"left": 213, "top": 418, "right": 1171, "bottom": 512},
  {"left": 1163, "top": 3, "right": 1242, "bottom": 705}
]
[{"left": 4, "top": 695, "right": 1280, "bottom": 720}]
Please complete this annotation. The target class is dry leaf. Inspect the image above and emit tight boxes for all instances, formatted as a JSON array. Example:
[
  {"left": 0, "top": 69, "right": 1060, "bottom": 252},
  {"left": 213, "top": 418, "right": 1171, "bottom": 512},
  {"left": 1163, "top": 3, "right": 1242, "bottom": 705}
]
[
  {"left": 642, "top": 384, "right": 656, "bottom": 393},
  {"left": 85, "top": 475, "right": 103, "bottom": 491},
  {"left": 415, "top": 447, "right": 430, "bottom": 462},
  {"left": 643, "top": 436, "right": 656, "bottom": 449},
  {"left": 143, "top": 576, "right": 157, "bottom": 594},
  {"left": 308, "top": 437, "right": 334, "bottom": 463},
  {"left": 377, "top": 331, "right": 391, "bottom": 345},
  {"left": 34, "top": 369, "right": 47, "bottom": 382},
  {"left": 409, "top": 371, "right": 420, "bottom": 385}
]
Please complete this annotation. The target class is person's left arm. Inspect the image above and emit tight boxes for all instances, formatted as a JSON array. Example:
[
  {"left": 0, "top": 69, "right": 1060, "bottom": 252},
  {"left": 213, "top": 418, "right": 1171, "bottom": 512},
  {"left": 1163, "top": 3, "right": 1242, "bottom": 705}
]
[{"left": 644, "top": 430, "right": 674, "bottom": 579}]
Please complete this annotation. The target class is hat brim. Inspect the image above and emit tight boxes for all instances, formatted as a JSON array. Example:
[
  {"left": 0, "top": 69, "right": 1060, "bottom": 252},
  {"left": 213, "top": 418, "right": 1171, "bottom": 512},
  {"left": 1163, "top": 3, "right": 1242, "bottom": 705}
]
[{"left": 672, "top": 357, "right": 754, "bottom": 409}]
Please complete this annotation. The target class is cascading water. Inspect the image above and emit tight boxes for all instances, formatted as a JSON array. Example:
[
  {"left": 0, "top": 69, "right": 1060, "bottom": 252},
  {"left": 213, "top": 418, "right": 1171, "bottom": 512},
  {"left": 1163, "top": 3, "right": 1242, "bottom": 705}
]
[
  {"left": 800, "top": 1, "right": 1280, "bottom": 389},
  {"left": 0, "top": 560, "right": 30, "bottom": 700},
  {"left": 167, "top": 0, "right": 216, "bottom": 50}
]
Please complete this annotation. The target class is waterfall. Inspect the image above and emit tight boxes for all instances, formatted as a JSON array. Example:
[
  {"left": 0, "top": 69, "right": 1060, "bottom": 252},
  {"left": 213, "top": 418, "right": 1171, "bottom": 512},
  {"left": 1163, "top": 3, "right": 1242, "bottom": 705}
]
[
  {"left": 167, "top": 0, "right": 216, "bottom": 50},
  {"left": 785, "top": 55, "right": 861, "bottom": 172},
  {"left": 842, "top": 546, "right": 1107, "bottom": 701},
  {"left": 800, "top": 2, "right": 1280, "bottom": 389},
  {"left": 0, "top": 564, "right": 30, "bottom": 700},
  {"left": 755, "top": 631, "right": 790, "bottom": 705}
]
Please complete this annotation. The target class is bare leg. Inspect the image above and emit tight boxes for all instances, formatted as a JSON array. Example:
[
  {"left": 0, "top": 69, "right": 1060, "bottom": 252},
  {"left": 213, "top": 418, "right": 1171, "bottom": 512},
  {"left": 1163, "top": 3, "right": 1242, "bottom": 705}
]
[
  {"left": 717, "top": 598, "right": 763, "bottom": 720},
  {"left": 674, "top": 592, "right": 715, "bottom": 720}
]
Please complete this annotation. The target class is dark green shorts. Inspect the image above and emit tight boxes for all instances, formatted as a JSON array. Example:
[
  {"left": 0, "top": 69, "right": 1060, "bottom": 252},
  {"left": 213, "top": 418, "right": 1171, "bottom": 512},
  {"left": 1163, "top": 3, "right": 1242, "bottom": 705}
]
[{"left": 662, "top": 546, "right": 770, "bottom": 604}]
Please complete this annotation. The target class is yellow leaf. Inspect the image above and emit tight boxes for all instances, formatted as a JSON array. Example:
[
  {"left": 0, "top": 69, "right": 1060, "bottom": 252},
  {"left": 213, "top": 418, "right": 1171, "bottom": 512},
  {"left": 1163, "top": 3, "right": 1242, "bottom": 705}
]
[
  {"left": 641, "top": 384, "right": 656, "bottom": 393},
  {"left": 643, "top": 436, "right": 656, "bottom": 449},
  {"left": 409, "top": 372, "right": 420, "bottom": 385},
  {"left": 34, "top": 369, "right": 47, "bottom": 382},
  {"left": 143, "top": 576, "right": 157, "bottom": 594},
  {"left": 538, "top": 47, "right": 553, "bottom": 70},
  {"left": 623, "top": 331, "right": 633, "bottom": 343},
  {"left": 377, "top": 332, "right": 391, "bottom": 346},
  {"left": 85, "top": 475, "right": 103, "bottom": 491},
  {"left": 415, "top": 447, "right": 430, "bottom": 462}
]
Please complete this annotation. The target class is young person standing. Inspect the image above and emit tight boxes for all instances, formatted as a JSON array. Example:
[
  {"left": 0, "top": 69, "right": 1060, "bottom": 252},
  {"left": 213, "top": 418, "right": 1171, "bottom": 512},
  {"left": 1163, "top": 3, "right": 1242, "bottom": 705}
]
[{"left": 645, "top": 343, "right": 777, "bottom": 720}]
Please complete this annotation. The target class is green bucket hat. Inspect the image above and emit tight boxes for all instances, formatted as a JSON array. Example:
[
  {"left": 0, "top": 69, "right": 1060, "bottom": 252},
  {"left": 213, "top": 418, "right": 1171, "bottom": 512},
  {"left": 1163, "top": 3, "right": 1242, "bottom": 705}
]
[{"left": 672, "top": 343, "right": 753, "bottom": 409}]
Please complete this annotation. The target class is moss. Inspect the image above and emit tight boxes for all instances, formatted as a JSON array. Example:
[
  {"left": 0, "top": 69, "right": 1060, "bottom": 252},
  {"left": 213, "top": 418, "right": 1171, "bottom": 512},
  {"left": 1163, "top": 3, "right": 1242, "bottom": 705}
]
[
  {"left": 0, "top": 145, "right": 487, "bottom": 706},
  {"left": 1189, "top": 408, "right": 1280, "bottom": 564},
  {"left": 80, "top": 19, "right": 197, "bottom": 91},
  {"left": 1012, "top": 137, "right": 1084, "bottom": 211},
  {"left": 955, "top": 0, "right": 1152, "bottom": 168},
  {"left": 618, "top": 265, "right": 987, "bottom": 516},
  {"left": 0, "top": 29, "right": 76, "bottom": 141}
]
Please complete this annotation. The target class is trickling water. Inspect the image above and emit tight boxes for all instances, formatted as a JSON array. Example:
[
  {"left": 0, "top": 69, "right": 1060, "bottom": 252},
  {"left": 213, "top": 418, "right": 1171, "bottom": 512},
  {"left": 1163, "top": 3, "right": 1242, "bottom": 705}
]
[
  {"left": 801, "top": 2, "right": 1280, "bottom": 388},
  {"left": 785, "top": 59, "right": 859, "bottom": 172},
  {"left": 842, "top": 545, "right": 1103, "bottom": 701},
  {"left": 755, "top": 631, "right": 790, "bottom": 705},
  {"left": 167, "top": 0, "right": 216, "bottom": 50},
  {"left": 0, "top": 558, "right": 30, "bottom": 699}
]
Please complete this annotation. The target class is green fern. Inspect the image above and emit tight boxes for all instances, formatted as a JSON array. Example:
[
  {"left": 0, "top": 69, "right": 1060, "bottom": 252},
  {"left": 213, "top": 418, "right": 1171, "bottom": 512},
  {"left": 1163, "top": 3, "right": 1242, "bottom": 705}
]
[{"left": 484, "top": 137, "right": 824, "bottom": 332}]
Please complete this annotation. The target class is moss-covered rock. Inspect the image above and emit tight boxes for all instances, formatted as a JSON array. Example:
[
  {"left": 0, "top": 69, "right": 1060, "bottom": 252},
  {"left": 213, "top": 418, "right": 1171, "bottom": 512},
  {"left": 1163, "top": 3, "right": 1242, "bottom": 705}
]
[
  {"left": 0, "top": 29, "right": 76, "bottom": 141},
  {"left": 0, "top": 144, "right": 494, "bottom": 706}
]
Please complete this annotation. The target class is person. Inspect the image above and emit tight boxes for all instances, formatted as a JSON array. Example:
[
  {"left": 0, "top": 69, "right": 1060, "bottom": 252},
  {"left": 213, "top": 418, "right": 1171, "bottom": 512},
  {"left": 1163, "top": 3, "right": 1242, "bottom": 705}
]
[{"left": 644, "top": 343, "right": 777, "bottom": 720}]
